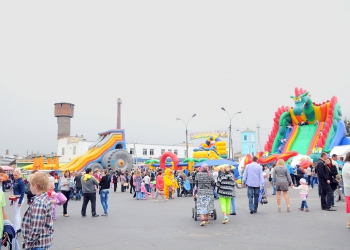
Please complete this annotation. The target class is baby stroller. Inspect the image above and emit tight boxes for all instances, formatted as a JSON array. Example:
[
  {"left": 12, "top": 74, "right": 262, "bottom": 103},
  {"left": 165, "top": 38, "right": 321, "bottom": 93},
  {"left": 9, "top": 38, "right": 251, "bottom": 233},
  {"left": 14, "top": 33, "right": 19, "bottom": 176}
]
[{"left": 192, "top": 197, "right": 217, "bottom": 221}]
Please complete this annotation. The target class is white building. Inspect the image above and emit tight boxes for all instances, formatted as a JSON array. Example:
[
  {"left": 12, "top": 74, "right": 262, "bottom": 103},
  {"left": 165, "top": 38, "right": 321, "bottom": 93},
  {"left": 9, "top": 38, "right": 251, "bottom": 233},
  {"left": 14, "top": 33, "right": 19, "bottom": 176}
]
[
  {"left": 57, "top": 136, "right": 94, "bottom": 163},
  {"left": 57, "top": 136, "right": 195, "bottom": 164}
]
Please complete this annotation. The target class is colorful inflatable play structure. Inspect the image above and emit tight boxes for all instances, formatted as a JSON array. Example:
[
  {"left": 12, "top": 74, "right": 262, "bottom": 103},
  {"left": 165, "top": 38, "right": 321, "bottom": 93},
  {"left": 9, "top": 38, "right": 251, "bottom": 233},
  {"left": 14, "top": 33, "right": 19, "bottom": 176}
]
[
  {"left": 264, "top": 87, "right": 349, "bottom": 155},
  {"left": 22, "top": 155, "right": 65, "bottom": 171},
  {"left": 193, "top": 136, "right": 227, "bottom": 159},
  {"left": 59, "top": 129, "right": 132, "bottom": 172},
  {"left": 239, "top": 87, "right": 350, "bottom": 169}
]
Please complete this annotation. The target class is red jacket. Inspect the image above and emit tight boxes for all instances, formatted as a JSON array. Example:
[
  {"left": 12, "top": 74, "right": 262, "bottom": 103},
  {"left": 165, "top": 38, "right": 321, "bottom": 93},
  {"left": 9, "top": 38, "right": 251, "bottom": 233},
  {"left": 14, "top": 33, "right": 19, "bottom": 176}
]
[{"left": 156, "top": 175, "right": 164, "bottom": 190}]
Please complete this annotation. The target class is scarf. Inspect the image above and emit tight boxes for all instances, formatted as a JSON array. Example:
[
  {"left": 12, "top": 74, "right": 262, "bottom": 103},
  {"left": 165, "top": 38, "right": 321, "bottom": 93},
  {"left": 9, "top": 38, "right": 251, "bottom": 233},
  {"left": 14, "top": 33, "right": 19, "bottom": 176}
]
[{"left": 83, "top": 174, "right": 92, "bottom": 182}]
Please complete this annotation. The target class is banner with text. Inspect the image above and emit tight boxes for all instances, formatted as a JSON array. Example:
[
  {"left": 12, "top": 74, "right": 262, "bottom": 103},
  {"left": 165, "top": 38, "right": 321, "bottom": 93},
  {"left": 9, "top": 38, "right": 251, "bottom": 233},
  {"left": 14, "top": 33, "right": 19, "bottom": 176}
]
[{"left": 190, "top": 130, "right": 228, "bottom": 140}]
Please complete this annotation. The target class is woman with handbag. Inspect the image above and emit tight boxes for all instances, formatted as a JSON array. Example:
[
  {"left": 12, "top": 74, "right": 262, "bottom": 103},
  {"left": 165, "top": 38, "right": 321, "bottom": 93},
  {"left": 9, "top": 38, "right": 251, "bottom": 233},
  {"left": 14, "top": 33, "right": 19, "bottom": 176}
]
[
  {"left": 60, "top": 170, "right": 73, "bottom": 217},
  {"left": 99, "top": 170, "right": 110, "bottom": 216}
]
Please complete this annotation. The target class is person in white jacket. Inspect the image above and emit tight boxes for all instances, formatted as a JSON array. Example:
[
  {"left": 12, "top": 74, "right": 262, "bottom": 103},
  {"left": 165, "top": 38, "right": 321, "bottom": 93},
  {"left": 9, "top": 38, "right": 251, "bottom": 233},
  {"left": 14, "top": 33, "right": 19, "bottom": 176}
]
[{"left": 293, "top": 178, "right": 309, "bottom": 212}]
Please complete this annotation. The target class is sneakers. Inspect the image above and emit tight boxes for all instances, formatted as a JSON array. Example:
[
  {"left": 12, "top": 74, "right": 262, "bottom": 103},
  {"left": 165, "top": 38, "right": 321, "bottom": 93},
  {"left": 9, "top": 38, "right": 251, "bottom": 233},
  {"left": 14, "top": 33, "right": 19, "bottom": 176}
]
[
  {"left": 222, "top": 217, "right": 229, "bottom": 224},
  {"left": 92, "top": 214, "right": 99, "bottom": 217},
  {"left": 200, "top": 221, "right": 206, "bottom": 226},
  {"left": 101, "top": 214, "right": 108, "bottom": 216},
  {"left": 326, "top": 208, "right": 336, "bottom": 211},
  {"left": 305, "top": 209, "right": 309, "bottom": 212},
  {"left": 298, "top": 208, "right": 304, "bottom": 211},
  {"left": 230, "top": 213, "right": 236, "bottom": 215},
  {"left": 332, "top": 205, "right": 338, "bottom": 207},
  {"left": 205, "top": 220, "right": 209, "bottom": 224}
]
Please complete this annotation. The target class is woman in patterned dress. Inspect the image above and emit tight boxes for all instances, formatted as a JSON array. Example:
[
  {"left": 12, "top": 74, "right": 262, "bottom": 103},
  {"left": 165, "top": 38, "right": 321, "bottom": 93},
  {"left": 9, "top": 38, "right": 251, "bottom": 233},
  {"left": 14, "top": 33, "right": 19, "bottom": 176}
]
[{"left": 194, "top": 164, "right": 215, "bottom": 226}]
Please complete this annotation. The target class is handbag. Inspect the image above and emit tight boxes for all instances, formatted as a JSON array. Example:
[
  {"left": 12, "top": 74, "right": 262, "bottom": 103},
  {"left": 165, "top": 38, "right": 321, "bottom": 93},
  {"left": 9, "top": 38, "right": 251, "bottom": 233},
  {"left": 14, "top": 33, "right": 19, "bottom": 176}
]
[{"left": 123, "top": 182, "right": 129, "bottom": 187}]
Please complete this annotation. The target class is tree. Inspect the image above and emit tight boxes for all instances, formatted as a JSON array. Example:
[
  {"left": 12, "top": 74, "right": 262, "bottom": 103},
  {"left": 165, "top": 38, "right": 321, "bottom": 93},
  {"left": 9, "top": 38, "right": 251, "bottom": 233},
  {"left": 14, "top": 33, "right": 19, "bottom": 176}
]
[{"left": 344, "top": 117, "right": 350, "bottom": 137}]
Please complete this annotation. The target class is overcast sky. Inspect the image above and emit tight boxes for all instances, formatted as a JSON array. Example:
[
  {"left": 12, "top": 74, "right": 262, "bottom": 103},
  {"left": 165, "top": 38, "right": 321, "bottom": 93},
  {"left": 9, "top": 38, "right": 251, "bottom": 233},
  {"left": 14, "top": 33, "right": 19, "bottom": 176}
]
[{"left": 1, "top": 1, "right": 350, "bottom": 157}]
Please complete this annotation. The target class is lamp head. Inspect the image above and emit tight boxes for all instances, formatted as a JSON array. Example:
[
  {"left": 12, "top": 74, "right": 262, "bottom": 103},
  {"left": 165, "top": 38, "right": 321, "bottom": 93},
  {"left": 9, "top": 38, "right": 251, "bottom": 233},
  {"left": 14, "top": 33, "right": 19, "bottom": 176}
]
[
  {"left": 221, "top": 107, "right": 225, "bottom": 111},
  {"left": 192, "top": 114, "right": 196, "bottom": 117},
  {"left": 176, "top": 118, "right": 180, "bottom": 120}
]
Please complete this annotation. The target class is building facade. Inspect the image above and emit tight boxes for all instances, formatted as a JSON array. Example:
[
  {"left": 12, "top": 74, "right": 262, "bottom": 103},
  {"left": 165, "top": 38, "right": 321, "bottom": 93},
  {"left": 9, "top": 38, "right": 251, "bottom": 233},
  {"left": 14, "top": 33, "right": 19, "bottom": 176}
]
[
  {"left": 57, "top": 137, "right": 195, "bottom": 164},
  {"left": 241, "top": 128, "right": 257, "bottom": 156}
]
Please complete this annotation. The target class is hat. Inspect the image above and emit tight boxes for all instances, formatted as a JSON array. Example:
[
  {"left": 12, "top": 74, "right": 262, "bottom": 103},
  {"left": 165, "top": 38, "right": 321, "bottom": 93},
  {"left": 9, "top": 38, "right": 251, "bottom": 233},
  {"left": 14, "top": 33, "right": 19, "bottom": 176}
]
[{"left": 300, "top": 178, "right": 307, "bottom": 185}]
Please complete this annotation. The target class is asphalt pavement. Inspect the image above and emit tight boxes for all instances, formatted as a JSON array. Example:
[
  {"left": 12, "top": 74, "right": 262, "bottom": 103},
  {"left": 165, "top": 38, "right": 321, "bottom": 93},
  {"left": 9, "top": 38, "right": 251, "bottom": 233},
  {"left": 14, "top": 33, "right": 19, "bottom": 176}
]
[{"left": 4, "top": 185, "right": 349, "bottom": 250}]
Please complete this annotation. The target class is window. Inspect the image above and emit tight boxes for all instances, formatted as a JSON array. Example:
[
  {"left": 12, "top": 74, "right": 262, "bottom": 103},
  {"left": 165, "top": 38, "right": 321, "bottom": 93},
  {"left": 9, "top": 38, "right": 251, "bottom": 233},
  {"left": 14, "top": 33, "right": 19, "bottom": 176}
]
[
  {"left": 161, "top": 149, "right": 165, "bottom": 154},
  {"left": 174, "top": 149, "right": 178, "bottom": 155},
  {"left": 150, "top": 149, "right": 154, "bottom": 156},
  {"left": 73, "top": 146, "right": 76, "bottom": 155},
  {"left": 143, "top": 148, "right": 147, "bottom": 155},
  {"left": 62, "top": 147, "right": 65, "bottom": 155},
  {"left": 168, "top": 149, "right": 172, "bottom": 152},
  {"left": 130, "top": 148, "right": 134, "bottom": 155},
  {"left": 244, "top": 135, "right": 247, "bottom": 141}
]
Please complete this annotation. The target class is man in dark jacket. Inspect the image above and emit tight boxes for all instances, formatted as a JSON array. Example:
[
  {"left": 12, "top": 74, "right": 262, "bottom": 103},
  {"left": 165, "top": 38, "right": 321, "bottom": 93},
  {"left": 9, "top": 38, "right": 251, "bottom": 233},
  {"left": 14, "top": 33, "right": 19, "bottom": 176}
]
[
  {"left": 74, "top": 172, "right": 83, "bottom": 201},
  {"left": 317, "top": 152, "right": 336, "bottom": 211}
]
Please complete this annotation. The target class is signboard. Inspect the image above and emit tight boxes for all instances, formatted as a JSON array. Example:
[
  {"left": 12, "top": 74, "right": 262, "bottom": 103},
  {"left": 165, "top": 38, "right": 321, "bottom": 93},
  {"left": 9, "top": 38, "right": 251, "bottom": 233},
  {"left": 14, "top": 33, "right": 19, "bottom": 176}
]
[{"left": 190, "top": 130, "right": 228, "bottom": 140}]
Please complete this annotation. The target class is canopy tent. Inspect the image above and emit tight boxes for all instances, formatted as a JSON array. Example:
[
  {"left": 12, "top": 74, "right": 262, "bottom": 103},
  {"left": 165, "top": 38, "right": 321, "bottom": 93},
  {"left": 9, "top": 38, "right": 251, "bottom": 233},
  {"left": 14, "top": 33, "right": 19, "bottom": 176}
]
[
  {"left": 194, "top": 159, "right": 239, "bottom": 167},
  {"left": 1, "top": 166, "right": 14, "bottom": 171},
  {"left": 330, "top": 145, "right": 350, "bottom": 158}
]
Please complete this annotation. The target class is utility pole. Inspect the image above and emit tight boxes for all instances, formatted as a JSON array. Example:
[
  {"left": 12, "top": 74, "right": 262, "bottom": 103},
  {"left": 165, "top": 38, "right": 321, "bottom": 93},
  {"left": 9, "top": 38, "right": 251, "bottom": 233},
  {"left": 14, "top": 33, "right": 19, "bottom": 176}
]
[{"left": 257, "top": 123, "right": 261, "bottom": 152}]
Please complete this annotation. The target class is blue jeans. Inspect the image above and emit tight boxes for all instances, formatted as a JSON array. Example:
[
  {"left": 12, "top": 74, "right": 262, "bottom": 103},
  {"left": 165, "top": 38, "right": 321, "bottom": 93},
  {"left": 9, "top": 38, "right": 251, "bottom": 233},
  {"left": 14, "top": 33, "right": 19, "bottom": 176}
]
[
  {"left": 213, "top": 185, "right": 219, "bottom": 199},
  {"left": 230, "top": 197, "right": 236, "bottom": 213},
  {"left": 76, "top": 187, "right": 82, "bottom": 200},
  {"left": 145, "top": 184, "right": 150, "bottom": 193},
  {"left": 247, "top": 186, "right": 260, "bottom": 212},
  {"left": 100, "top": 189, "right": 109, "bottom": 214},
  {"left": 136, "top": 191, "right": 141, "bottom": 200},
  {"left": 301, "top": 200, "right": 309, "bottom": 209},
  {"left": 311, "top": 176, "right": 318, "bottom": 188},
  {"left": 141, "top": 192, "right": 146, "bottom": 199},
  {"left": 32, "top": 248, "right": 45, "bottom": 250},
  {"left": 54, "top": 183, "right": 59, "bottom": 193}
]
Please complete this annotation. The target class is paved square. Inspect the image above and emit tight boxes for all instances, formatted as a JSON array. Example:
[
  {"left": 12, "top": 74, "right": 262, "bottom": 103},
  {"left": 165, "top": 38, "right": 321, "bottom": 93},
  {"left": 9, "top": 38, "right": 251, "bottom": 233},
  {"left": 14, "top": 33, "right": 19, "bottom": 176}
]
[{"left": 4, "top": 186, "right": 349, "bottom": 250}]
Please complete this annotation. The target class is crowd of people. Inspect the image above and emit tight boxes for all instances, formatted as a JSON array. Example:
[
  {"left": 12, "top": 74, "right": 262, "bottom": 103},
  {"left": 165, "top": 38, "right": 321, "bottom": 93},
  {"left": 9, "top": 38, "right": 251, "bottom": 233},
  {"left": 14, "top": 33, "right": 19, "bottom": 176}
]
[{"left": 0, "top": 151, "right": 349, "bottom": 248}]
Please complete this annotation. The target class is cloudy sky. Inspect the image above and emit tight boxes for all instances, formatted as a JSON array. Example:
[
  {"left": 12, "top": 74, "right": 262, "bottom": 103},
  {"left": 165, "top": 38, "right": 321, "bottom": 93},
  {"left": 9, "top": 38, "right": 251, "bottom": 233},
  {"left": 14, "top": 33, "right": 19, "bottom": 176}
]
[{"left": 1, "top": 1, "right": 350, "bottom": 157}]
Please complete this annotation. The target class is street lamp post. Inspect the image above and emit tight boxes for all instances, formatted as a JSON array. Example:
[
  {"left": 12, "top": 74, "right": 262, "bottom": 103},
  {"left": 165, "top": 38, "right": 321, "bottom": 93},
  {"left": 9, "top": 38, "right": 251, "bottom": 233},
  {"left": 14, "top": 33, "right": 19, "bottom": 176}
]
[
  {"left": 221, "top": 108, "right": 242, "bottom": 159},
  {"left": 176, "top": 114, "right": 196, "bottom": 158},
  {"left": 230, "top": 129, "right": 239, "bottom": 160}
]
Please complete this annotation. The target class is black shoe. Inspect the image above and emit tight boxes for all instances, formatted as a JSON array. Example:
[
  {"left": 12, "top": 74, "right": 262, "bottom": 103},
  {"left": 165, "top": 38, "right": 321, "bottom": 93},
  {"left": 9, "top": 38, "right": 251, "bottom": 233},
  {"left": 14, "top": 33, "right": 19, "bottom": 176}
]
[
  {"left": 326, "top": 208, "right": 336, "bottom": 211},
  {"left": 82, "top": 214, "right": 86, "bottom": 217},
  {"left": 253, "top": 211, "right": 257, "bottom": 213},
  {"left": 16, "top": 229, "right": 21, "bottom": 234},
  {"left": 230, "top": 213, "right": 236, "bottom": 215},
  {"left": 250, "top": 211, "right": 254, "bottom": 214},
  {"left": 321, "top": 208, "right": 326, "bottom": 210},
  {"left": 92, "top": 214, "right": 99, "bottom": 217}
]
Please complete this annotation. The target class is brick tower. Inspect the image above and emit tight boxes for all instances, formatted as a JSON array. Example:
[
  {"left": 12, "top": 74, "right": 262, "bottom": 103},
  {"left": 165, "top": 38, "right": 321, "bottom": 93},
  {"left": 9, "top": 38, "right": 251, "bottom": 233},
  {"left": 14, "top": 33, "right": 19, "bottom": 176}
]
[
  {"left": 117, "top": 98, "right": 122, "bottom": 129},
  {"left": 54, "top": 103, "right": 75, "bottom": 139}
]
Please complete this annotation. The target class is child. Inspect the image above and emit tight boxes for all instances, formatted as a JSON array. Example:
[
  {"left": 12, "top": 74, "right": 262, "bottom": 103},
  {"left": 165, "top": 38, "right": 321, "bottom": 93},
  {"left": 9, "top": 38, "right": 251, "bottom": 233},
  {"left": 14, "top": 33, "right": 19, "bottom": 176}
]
[
  {"left": 50, "top": 191, "right": 59, "bottom": 220},
  {"left": 21, "top": 171, "right": 53, "bottom": 249},
  {"left": 140, "top": 182, "right": 149, "bottom": 200},
  {"left": 335, "top": 175, "right": 345, "bottom": 202},
  {"left": 293, "top": 178, "right": 309, "bottom": 212}
]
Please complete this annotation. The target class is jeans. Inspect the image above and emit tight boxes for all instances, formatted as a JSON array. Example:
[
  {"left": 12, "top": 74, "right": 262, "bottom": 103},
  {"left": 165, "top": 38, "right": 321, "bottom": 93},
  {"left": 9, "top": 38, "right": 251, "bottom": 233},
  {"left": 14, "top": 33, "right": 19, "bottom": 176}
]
[
  {"left": 61, "top": 190, "right": 70, "bottom": 215},
  {"left": 331, "top": 190, "right": 335, "bottom": 206},
  {"left": 136, "top": 191, "right": 141, "bottom": 200},
  {"left": 141, "top": 192, "right": 146, "bottom": 199},
  {"left": 247, "top": 186, "right": 260, "bottom": 212},
  {"left": 75, "top": 187, "right": 82, "bottom": 200},
  {"left": 319, "top": 180, "right": 333, "bottom": 209},
  {"left": 311, "top": 176, "right": 318, "bottom": 188},
  {"left": 100, "top": 189, "right": 109, "bottom": 214},
  {"left": 301, "top": 200, "right": 309, "bottom": 209},
  {"left": 213, "top": 185, "right": 219, "bottom": 199},
  {"left": 81, "top": 193, "right": 97, "bottom": 216},
  {"left": 145, "top": 184, "right": 150, "bottom": 193},
  {"left": 290, "top": 174, "right": 296, "bottom": 186},
  {"left": 230, "top": 197, "right": 236, "bottom": 213},
  {"left": 54, "top": 183, "right": 59, "bottom": 193}
]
